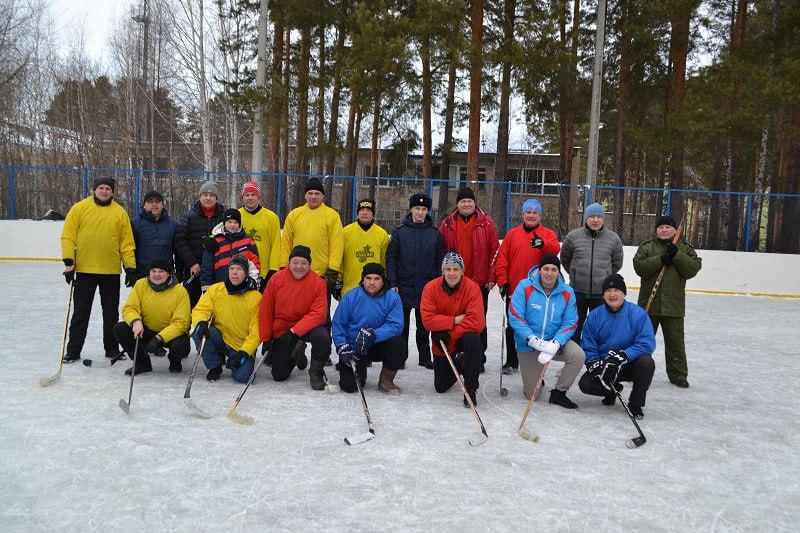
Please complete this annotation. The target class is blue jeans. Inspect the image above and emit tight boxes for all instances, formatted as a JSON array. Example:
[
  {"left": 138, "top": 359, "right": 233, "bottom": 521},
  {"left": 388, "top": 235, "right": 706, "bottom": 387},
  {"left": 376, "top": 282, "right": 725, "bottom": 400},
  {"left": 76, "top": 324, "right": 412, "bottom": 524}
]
[{"left": 192, "top": 326, "right": 255, "bottom": 383}]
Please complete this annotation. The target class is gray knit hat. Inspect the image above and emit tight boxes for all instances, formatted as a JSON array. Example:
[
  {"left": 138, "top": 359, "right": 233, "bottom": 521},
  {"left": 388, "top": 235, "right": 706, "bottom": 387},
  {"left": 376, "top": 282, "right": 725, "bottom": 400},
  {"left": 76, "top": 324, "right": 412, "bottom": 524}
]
[{"left": 199, "top": 181, "right": 219, "bottom": 198}]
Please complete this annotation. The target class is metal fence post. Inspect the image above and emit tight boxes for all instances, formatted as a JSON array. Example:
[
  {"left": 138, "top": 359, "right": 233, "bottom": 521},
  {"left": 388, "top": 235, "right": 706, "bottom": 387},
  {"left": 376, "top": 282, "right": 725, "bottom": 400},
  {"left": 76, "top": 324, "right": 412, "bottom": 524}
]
[
  {"left": 505, "top": 181, "right": 512, "bottom": 233},
  {"left": 134, "top": 169, "right": 141, "bottom": 207},
  {"left": 9, "top": 164, "right": 15, "bottom": 220},
  {"left": 744, "top": 193, "right": 753, "bottom": 252},
  {"left": 83, "top": 167, "right": 89, "bottom": 198},
  {"left": 665, "top": 188, "right": 672, "bottom": 215}
]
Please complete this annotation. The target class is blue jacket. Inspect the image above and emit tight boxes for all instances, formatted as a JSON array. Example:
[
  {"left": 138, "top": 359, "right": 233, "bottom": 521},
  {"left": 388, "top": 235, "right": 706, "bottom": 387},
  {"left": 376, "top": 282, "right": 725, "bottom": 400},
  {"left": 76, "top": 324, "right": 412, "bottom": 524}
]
[
  {"left": 132, "top": 209, "right": 177, "bottom": 278},
  {"left": 332, "top": 285, "right": 404, "bottom": 349},
  {"left": 581, "top": 300, "right": 656, "bottom": 364},
  {"left": 508, "top": 266, "right": 578, "bottom": 353},
  {"left": 386, "top": 213, "right": 445, "bottom": 308}
]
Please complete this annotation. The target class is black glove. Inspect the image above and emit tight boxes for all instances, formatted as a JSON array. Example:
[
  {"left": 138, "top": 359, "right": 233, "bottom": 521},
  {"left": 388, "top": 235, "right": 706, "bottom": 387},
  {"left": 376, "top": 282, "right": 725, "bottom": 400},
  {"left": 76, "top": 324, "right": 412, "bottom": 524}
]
[
  {"left": 586, "top": 359, "right": 605, "bottom": 381},
  {"left": 431, "top": 330, "right": 450, "bottom": 346},
  {"left": 63, "top": 270, "right": 74, "bottom": 285},
  {"left": 203, "top": 236, "right": 220, "bottom": 253},
  {"left": 194, "top": 321, "right": 209, "bottom": 339},
  {"left": 332, "top": 278, "right": 343, "bottom": 300},
  {"left": 337, "top": 343, "right": 358, "bottom": 366},
  {"left": 261, "top": 340, "right": 272, "bottom": 354},
  {"left": 660, "top": 253, "right": 673, "bottom": 266},
  {"left": 273, "top": 329, "right": 300, "bottom": 357},
  {"left": 499, "top": 284, "right": 509, "bottom": 298},
  {"left": 144, "top": 335, "right": 164, "bottom": 356},
  {"left": 355, "top": 326, "right": 376, "bottom": 355},
  {"left": 601, "top": 349, "right": 628, "bottom": 389},
  {"left": 226, "top": 350, "right": 248, "bottom": 370},
  {"left": 666, "top": 242, "right": 678, "bottom": 258},
  {"left": 124, "top": 268, "right": 138, "bottom": 288},
  {"left": 530, "top": 232, "right": 544, "bottom": 249},
  {"left": 324, "top": 269, "right": 340, "bottom": 294}
]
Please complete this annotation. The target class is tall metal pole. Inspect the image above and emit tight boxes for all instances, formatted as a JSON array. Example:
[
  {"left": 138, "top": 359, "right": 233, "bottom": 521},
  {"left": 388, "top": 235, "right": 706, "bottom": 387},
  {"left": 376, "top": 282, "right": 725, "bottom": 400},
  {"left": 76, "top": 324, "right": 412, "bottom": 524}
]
[
  {"left": 251, "top": 0, "right": 269, "bottom": 181},
  {"left": 585, "top": 0, "right": 607, "bottom": 189}
]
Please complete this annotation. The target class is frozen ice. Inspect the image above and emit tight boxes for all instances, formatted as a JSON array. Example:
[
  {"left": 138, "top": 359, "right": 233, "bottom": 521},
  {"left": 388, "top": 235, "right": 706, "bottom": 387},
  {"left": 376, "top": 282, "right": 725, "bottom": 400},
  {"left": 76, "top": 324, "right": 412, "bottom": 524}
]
[{"left": 1, "top": 261, "right": 798, "bottom": 531}]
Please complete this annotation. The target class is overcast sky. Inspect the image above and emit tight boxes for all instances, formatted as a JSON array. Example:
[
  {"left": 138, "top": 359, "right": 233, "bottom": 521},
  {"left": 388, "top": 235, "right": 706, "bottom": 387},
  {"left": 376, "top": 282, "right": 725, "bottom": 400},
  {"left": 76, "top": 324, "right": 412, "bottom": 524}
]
[{"left": 53, "top": 0, "right": 134, "bottom": 61}]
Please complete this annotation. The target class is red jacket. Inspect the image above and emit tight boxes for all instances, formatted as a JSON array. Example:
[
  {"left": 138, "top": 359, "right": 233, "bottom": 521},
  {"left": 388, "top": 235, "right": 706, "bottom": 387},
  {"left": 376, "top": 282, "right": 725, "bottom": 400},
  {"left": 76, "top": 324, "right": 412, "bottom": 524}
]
[
  {"left": 491, "top": 223, "right": 560, "bottom": 294},
  {"left": 259, "top": 268, "right": 328, "bottom": 341},
  {"left": 420, "top": 276, "right": 486, "bottom": 357},
  {"left": 439, "top": 208, "right": 500, "bottom": 286}
]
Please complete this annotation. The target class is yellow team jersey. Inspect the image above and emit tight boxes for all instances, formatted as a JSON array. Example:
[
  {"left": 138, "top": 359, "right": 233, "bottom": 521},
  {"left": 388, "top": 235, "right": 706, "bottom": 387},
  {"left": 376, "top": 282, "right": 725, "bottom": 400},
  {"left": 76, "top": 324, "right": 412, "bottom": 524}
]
[
  {"left": 341, "top": 221, "right": 390, "bottom": 295},
  {"left": 239, "top": 206, "right": 281, "bottom": 277}
]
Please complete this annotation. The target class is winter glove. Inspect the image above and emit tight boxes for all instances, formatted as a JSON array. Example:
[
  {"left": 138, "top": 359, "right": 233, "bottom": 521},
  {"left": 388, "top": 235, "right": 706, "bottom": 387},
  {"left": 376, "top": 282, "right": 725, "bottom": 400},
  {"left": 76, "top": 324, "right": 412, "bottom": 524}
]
[
  {"left": 666, "top": 242, "right": 678, "bottom": 258},
  {"left": 124, "top": 268, "right": 138, "bottom": 288},
  {"left": 332, "top": 278, "right": 343, "bottom": 300},
  {"left": 324, "top": 269, "right": 340, "bottom": 293},
  {"left": 499, "top": 284, "right": 509, "bottom": 299},
  {"left": 63, "top": 269, "right": 75, "bottom": 285},
  {"left": 261, "top": 340, "right": 272, "bottom": 355},
  {"left": 530, "top": 232, "right": 544, "bottom": 249},
  {"left": 203, "top": 236, "right": 220, "bottom": 253},
  {"left": 526, "top": 335, "right": 544, "bottom": 350},
  {"left": 273, "top": 329, "right": 300, "bottom": 357},
  {"left": 226, "top": 350, "right": 248, "bottom": 370},
  {"left": 355, "top": 326, "right": 376, "bottom": 356},
  {"left": 194, "top": 321, "right": 209, "bottom": 339},
  {"left": 337, "top": 343, "right": 358, "bottom": 366},
  {"left": 660, "top": 253, "right": 673, "bottom": 266},
  {"left": 431, "top": 330, "right": 450, "bottom": 346},
  {"left": 586, "top": 359, "right": 610, "bottom": 391},
  {"left": 144, "top": 335, "right": 164, "bottom": 356},
  {"left": 600, "top": 349, "right": 628, "bottom": 389}
]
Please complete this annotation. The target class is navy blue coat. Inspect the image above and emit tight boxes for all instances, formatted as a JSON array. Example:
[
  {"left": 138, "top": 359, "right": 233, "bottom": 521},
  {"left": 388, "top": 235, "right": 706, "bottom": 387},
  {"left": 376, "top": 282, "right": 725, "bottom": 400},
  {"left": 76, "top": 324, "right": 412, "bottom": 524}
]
[
  {"left": 132, "top": 209, "right": 177, "bottom": 278},
  {"left": 386, "top": 213, "right": 445, "bottom": 309}
]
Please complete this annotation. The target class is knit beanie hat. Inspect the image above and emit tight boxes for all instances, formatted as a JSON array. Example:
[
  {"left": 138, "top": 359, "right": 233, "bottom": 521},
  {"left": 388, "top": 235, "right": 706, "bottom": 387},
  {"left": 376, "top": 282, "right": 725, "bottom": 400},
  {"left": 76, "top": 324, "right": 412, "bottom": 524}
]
[
  {"left": 229, "top": 254, "right": 250, "bottom": 273},
  {"left": 305, "top": 178, "right": 324, "bottom": 195},
  {"left": 143, "top": 190, "right": 163, "bottom": 203},
  {"left": 357, "top": 199, "right": 375, "bottom": 214},
  {"left": 441, "top": 251, "right": 465, "bottom": 272},
  {"left": 522, "top": 199, "right": 542, "bottom": 215},
  {"left": 361, "top": 262, "right": 386, "bottom": 281},
  {"left": 199, "top": 181, "right": 219, "bottom": 198},
  {"left": 148, "top": 257, "right": 173, "bottom": 273},
  {"left": 655, "top": 215, "right": 677, "bottom": 229},
  {"left": 456, "top": 187, "right": 476, "bottom": 202},
  {"left": 241, "top": 181, "right": 260, "bottom": 198},
  {"left": 409, "top": 193, "right": 432, "bottom": 210},
  {"left": 602, "top": 273, "right": 627, "bottom": 295},
  {"left": 584, "top": 203, "right": 605, "bottom": 221},
  {"left": 289, "top": 245, "right": 312, "bottom": 264},
  {"left": 224, "top": 208, "right": 241, "bottom": 224},
  {"left": 94, "top": 176, "right": 115, "bottom": 192},
  {"left": 538, "top": 253, "right": 561, "bottom": 270}
]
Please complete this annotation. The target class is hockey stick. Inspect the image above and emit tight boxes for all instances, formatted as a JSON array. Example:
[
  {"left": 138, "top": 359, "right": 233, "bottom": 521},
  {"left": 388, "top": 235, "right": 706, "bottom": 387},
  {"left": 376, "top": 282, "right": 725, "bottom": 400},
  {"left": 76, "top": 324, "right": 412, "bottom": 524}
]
[
  {"left": 645, "top": 223, "right": 683, "bottom": 312},
  {"left": 613, "top": 385, "right": 647, "bottom": 448},
  {"left": 227, "top": 351, "right": 270, "bottom": 425},
  {"left": 344, "top": 360, "right": 375, "bottom": 445},
  {"left": 517, "top": 361, "right": 550, "bottom": 443},
  {"left": 183, "top": 334, "right": 213, "bottom": 419},
  {"left": 119, "top": 337, "right": 140, "bottom": 414},
  {"left": 323, "top": 367, "right": 340, "bottom": 393},
  {"left": 499, "top": 297, "right": 508, "bottom": 397},
  {"left": 83, "top": 350, "right": 128, "bottom": 368},
  {"left": 39, "top": 280, "right": 74, "bottom": 387},
  {"left": 440, "top": 341, "right": 488, "bottom": 446}
]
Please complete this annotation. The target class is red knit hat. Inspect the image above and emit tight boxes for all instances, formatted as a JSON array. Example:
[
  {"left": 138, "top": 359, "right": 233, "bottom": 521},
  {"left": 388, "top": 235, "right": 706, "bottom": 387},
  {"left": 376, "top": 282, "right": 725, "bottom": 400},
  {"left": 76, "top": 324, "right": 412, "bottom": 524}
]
[{"left": 241, "top": 181, "right": 260, "bottom": 198}]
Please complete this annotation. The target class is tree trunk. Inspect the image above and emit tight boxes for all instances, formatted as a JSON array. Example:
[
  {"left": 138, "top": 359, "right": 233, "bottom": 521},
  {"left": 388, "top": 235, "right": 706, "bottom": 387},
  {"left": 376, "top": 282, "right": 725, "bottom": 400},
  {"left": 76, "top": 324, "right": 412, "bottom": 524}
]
[
  {"left": 295, "top": 25, "right": 311, "bottom": 175},
  {"left": 466, "top": 0, "right": 484, "bottom": 182},
  {"left": 438, "top": 61, "right": 457, "bottom": 217}
]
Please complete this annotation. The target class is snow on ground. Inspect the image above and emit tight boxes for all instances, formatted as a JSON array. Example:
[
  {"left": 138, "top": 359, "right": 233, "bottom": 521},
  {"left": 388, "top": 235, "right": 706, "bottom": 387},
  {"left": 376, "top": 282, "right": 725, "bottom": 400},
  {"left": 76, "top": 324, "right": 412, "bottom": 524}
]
[{"left": 1, "top": 262, "right": 798, "bottom": 532}]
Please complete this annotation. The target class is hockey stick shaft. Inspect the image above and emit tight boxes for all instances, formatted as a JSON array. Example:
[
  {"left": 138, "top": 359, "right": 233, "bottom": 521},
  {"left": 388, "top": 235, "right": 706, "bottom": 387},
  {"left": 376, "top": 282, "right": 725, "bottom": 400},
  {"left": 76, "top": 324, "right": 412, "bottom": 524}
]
[
  {"left": 517, "top": 361, "right": 550, "bottom": 434},
  {"left": 184, "top": 334, "right": 208, "bottom": 399},
  {"left": 645, "top": 223, "right": 683, "bottom": 313},
  {"left": 613, "top": 385, "right": 646, "bottom": 446},
  {"left": 350, "top": 360, "right": 375, "bottom": 436},
  {"left": 119, "top": 337, "right": 139, "bottom": 413},
  {"left": 440, "top": 341, "right": 488, "bottom": 439},
  {"left": 39, "top": 281, "right": 74, "bottom": 387}
]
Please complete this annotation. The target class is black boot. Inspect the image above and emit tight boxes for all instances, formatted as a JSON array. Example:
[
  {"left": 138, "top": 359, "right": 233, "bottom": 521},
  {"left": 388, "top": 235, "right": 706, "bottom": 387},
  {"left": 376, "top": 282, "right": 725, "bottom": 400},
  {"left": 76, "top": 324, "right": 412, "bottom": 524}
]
[
  {"left": 63, "top": 353, "right": 80, "bottom": 364},
  {"left": 549, "top": 389, "right": 579, "bottom": 409},
  {"left": 463, "top": 388, "right": 477, "bottom": 408},
  {"left": 292, "top": 340, "right": 308, "bottom": 370},
  {"left": 309, "top": 358, "right": 326, "bottom": 390},
  {"left": 206, "top": 366, "right": 223, "bottom": 381}
]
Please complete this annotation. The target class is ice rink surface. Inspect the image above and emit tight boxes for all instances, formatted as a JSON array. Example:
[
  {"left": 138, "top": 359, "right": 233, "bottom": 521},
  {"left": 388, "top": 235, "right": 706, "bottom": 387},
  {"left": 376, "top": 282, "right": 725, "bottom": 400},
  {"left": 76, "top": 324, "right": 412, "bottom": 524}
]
[{"left": 1, "top": 262, "right": 798, "bottom": 532}]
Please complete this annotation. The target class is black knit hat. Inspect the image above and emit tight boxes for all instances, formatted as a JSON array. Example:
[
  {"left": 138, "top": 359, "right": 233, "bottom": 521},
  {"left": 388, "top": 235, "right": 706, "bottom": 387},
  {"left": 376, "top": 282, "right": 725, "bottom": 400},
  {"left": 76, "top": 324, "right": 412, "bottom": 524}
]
[
  {"left": 538, "top": 253, "right": 561, "bottom": 270},
  {"left": 143, "top": 190, "right": 163, "bottom": 203},
  {"left": 93, "top": 176, "right": 115, "bottom": 192},
  {"left": 229, "top": 254, "right": 250, "bottom": 273},
  {"left": 357, "top": 199, "right": 375, "bottom": 214},
  {"left": 224, "top": 208, "right": 241, "bottom": 224},
  {"left": 409, "top": 193, "right": 432, "bottom": 210},
  {"left": 148, "top": 257, "right": 173, "bottom": 273},
  {"left": 655, "top": 215, "right": 677, "bottom": 229},
  {"left": 602, "top": 273, "right": 627, "bottom": 295},
  {"left": 361, "top": 262, "right": 386, "bottom": 281},
  {"left": 305, "top": 178, "right": 325, "bottom": 195},
  {"left": 289, "top": 245, "right": 312, "bottom": 264},
  {"left": 456, "top": 187, "right": 476, "bottom": 202}
]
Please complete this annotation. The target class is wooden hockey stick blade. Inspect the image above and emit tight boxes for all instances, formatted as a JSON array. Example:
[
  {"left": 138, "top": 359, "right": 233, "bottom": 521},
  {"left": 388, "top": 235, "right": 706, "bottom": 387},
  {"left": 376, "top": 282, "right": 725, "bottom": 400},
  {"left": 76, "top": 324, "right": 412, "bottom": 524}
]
[
  {"left": 518, "top": 426, "right": 540, "bottom": 443},
  {"left": 344, "top": 431, "right": 375, "bottom": 445},
  {"left": 119, "top": 398, "right": 130, "bottom": 414},
  {"left": 39, "top": 372, "right": 61, "bottom": 387},
  {"left": 227, "top": 411, "right": 254, "bottom": 425},
  {"left": 469, "top": 432, "right": 489, "bottom": 446},
  {"left": 324, "top": 382, "right": 340, "bottom": 393},
  {"left": 183, "top": 397, "right": 213, "bottom": 419}
]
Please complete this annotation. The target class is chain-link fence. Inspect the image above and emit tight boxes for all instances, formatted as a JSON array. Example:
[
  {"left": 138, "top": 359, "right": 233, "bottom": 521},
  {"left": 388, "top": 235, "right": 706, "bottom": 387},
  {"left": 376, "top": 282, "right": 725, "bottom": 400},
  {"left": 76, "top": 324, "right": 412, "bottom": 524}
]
[{"left": 2, "top": 164, "right": 798, "bottom": 253}]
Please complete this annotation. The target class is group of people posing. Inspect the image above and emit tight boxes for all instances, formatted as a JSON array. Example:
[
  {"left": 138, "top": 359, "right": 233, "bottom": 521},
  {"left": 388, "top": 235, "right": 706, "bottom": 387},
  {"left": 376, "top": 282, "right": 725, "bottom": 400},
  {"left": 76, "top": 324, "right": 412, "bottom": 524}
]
[{"left": 59, "top": 175, "right": 701, "bottom": 418}]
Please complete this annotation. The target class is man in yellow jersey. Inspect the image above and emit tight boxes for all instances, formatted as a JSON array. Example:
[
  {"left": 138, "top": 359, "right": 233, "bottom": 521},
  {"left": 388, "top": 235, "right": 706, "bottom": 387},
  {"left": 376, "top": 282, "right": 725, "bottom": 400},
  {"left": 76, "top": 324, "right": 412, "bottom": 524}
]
[
  {"left": 238, "top": 181, "right": 281, "bottom": 292},
  {"left": 341, "top": 199, "right": 389, "bottom": 297}
]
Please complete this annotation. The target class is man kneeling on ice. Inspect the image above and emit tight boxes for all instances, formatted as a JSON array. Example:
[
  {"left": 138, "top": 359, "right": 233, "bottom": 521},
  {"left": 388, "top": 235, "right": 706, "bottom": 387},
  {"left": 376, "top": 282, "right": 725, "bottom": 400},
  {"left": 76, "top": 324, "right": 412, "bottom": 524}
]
[
  {"left": 332, "top": 263, "right": 405, "bottom": 394},
  {"left": 191, "top": 254, "right": 261, "bottom": 383}
]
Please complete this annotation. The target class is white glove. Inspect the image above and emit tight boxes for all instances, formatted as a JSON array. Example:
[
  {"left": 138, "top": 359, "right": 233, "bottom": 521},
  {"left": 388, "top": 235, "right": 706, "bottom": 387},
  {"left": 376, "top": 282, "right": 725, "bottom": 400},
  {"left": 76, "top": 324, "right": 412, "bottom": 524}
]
[
  {"left": 540, "top": 339, "right": 560, "bottom": 355},
  {"left": 537, "top": 351, "right": 555, "bottom": 364},
  {"left": 526, "top": 335, "right": 543, "bottom": 350}
]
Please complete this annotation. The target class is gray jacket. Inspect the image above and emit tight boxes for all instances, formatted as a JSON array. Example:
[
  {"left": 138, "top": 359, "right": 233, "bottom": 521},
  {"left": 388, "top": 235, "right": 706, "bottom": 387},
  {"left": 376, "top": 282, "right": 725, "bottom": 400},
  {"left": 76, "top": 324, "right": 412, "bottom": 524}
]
[{"left": 560, "top": 225, "right": 624, "bottom": 296}]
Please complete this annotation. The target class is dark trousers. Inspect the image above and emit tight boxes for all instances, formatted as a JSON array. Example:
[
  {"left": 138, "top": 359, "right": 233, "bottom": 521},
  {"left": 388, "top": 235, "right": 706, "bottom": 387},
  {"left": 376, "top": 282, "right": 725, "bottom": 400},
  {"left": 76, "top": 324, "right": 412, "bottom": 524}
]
[
  {"left": 572, "top": 294, "right": 604, "bottom": 343},
  {"left": 185, "top": 277, "right": 201, "bottom": 309},
  {"left": 479, "top": 286, "right": 489, "bottom": 358},
  {"left": 402, "top": 306, "right": 431, "bottom": 364},
  {"left": 578, "top": 354, "right": 655, "bottom": 408},
  {"left": 271, "top": 326, "right": 331, "bottom": 381},
  {"left": 66, "top": 273, "right": 120, "bottom": 357},
  {"left": 433, "top": 332, "right": 482, "bottom": 393},
  {"left": 113, "top": 321, "right": 190, "bottom": 370},
  {"left": 503, "top": 297, "right": 518, "bottom": 368},
  {"left": 338, "top": 336, "right": 406, "bottom": 393}
]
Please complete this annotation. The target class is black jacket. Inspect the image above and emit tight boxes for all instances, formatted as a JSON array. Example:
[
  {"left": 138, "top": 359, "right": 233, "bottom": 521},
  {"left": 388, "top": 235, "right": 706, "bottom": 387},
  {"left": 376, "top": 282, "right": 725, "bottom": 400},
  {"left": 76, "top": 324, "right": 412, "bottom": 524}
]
[
  {"left": 386, "top": 213, "right": 445, "bottom": 308},
  {"left": 173, "top": 201, "right": 225, "bottom": 280}
]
